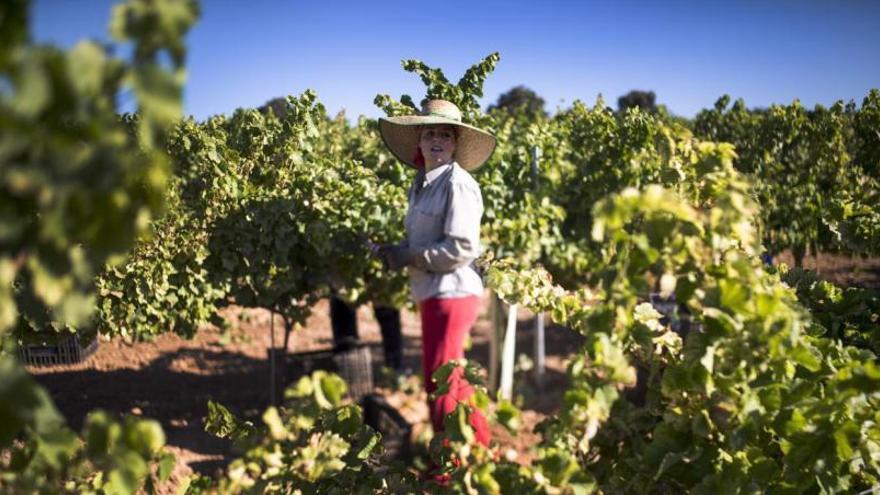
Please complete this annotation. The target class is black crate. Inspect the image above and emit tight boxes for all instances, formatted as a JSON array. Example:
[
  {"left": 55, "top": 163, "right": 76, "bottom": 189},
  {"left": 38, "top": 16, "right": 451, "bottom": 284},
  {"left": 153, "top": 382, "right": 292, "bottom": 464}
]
[
  {"left": 649, "top": 292, "right": 701, "bottom": 337},
  {"left": 361, "top": 393, "right": 412, "bottom": 461},
  {"left": 288, "top": 345, "right": 374, "bottom": 400},
  {"left": 286, "top": 348, "right": 335, "bottom": 376},
  {"left": 18, "top": 334, "right": 98, "bottom": 367}
]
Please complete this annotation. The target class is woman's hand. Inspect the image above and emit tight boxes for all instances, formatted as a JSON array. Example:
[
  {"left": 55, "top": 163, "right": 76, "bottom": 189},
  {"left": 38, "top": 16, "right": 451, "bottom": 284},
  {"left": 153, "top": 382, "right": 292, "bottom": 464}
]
[{"left": 378, "top": 244, "right": 411, "bottom": 271}]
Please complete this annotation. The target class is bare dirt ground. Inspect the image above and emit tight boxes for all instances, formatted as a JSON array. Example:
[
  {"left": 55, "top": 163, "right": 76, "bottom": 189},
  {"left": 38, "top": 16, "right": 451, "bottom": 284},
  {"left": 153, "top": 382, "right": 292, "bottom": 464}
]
[
  {"left": 27, "top": 252, "right": 878, "bottom": 492},
  {"left": 774, "top": 250, "right": 880, "bottom": 289}
]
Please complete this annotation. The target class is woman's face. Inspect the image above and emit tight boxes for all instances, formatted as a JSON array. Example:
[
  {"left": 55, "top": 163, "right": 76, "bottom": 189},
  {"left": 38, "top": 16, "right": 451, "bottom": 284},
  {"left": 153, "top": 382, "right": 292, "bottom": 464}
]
[{"left": 419, "top": 125, "right": 456, "bottom": 169}]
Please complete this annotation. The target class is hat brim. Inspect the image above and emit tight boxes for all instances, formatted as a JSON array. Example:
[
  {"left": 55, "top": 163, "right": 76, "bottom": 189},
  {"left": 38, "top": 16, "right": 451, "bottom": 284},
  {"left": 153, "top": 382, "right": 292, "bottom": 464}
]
[{"left": 378, "top": 116, "right": 496, "bottom": 171}]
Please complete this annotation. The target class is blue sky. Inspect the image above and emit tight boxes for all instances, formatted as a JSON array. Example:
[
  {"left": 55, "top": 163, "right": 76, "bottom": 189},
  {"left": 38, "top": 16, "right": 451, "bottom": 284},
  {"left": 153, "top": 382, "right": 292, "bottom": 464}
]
[{"left": 33, "top": 0, "right": 880, "bottom": 121}]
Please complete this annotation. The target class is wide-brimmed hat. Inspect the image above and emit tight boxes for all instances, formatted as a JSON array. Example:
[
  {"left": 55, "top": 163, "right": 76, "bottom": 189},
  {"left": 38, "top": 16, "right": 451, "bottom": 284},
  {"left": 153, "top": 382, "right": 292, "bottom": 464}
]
[{"left": 378, "top": 99, "right": 496, "bottom": 171}]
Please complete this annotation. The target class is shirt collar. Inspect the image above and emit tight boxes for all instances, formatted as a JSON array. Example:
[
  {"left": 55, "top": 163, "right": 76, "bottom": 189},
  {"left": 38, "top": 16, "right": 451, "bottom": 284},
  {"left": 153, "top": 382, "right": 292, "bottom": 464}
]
[{"left": 423, "top": 162, "right": 454, "bottom": 187}]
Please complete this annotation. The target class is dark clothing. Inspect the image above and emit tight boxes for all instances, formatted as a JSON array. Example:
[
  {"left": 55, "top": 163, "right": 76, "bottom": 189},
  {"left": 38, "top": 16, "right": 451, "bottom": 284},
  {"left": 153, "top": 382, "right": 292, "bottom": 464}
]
[{"left": 330, "top": 296, "right": 403, "bottom": 370}]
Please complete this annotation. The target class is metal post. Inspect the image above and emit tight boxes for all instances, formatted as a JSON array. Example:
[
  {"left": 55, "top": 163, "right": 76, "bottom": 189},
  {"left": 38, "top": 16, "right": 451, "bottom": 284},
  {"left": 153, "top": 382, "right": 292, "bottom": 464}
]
[
  {"left": 530, "top": 145, "right": 547, "bottom": 384},
  {"left": 488, "top": 294, "right": 501, "bottom": 392},
  {"left": 534, "top": 313, "right": 545, "bottom": 383}
]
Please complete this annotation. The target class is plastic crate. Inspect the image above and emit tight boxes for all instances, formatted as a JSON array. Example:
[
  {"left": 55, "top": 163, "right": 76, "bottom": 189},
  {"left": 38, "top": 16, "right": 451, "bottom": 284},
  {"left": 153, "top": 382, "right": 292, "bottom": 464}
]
[
  {"left": 361, "top": 393, "right": 412, "bottom": 461},
  {"left": 18, "top": 334, "right": 98, "bottom": 367},
  {"left": 332, "top": 345, "right": 373, "bottom": 399},
  {"left": 288, "top": 345, "right": 374, "bottom": 399}
]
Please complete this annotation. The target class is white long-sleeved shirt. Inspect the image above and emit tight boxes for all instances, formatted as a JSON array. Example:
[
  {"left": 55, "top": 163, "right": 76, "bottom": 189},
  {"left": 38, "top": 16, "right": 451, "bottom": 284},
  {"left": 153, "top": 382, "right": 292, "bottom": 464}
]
[{"left": 404, "top": 161, "right": 484, "bottom": 302}]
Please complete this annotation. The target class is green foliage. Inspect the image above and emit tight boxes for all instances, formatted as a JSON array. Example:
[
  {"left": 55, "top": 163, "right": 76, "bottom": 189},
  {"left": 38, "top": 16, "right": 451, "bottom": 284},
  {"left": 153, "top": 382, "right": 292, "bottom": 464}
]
[
  {"left": 486, "top": 155, "right": 880, "bottom": 492},
  {"left": 1, "top": 0, "right": 196, "bottom": 336},
  {"left": 130, "top": 52, "right": 878, "bottom": 493},
  {"left": 852, "top": 89, "right": 880, "bottom": 179},
  {"left": 6, "top": 7, "right": 878, "bottom": 488},
  {"left": 94, "top": 90, "right": 411, "bottom": 339},
  {"left": 540, "top": 99, "right": 747, "bottom": 287},
  {"left": 109, "top": 51, "right": 558, "bottom": 339},
  {"left": 374, "top": 52, "right": 500, "bottom": 128},
  {"left": 479, "top": 104, "right": 565, "bottom": 269},
  {"left": 96, "top": 186, "right": 224, "bottom": 340},
  {"left": 0, "top": 351, "right": 175, "bottom": 494},
  {"left": 188, "top": 371, "right": 414, "bottom": 494},
  {"left": 0, "top": 1, "right": 192, "bottom": 493},
  {"left": 486, "top": 258, "right": 595, "bottom": 326},
  {"left": 693, "top": 94, "right": 880, "bottom": 258},
  {"left": 190, "top": 365, "right": 539, "bottom": 495},
  {"left": 204, "top": 400, "right": 256, "bottom": 446},
  {"left": 109, "top": 0, "right": 199, "bottom": 147},
  {"left": 555, "top": 100, "right": 700, "bottom": 240},
  {"left": 781, "top": 265, "right": 880, "bottom": 355}
]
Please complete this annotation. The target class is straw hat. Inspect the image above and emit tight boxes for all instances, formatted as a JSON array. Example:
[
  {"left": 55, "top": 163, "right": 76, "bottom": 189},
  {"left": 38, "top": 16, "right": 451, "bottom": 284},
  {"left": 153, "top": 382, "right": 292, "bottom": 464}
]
[{"left": 378, "top": 99, "right": 496, "bottom": 171}]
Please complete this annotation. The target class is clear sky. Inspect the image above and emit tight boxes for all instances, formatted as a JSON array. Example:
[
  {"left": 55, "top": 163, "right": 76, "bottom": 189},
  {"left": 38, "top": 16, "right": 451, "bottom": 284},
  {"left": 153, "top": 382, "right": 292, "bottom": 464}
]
[{"left": 32, "top": 0, "right": 880, "bottom": 122}]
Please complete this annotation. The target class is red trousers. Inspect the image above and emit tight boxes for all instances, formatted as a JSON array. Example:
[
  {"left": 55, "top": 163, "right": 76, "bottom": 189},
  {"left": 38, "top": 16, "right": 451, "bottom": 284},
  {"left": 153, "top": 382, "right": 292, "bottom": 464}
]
[{"left": 420, "top": 295, "right": 491, "bottom": 447}]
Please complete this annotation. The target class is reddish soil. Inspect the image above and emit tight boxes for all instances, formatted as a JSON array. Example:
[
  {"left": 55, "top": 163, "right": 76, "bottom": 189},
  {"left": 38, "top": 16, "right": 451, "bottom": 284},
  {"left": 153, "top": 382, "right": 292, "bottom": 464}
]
[
  {"left": 29, "top": 297, "right": 577, "bottom": 492},
  {"left": 774, "top": 250, "right": 880, "bottom": 289}
]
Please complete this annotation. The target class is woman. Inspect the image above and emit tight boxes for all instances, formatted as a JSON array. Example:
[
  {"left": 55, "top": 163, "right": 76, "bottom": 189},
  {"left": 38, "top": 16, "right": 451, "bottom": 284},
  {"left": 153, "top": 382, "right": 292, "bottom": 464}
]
[{"left": 377, "top": 99, "right": 496, "bottom": 446}]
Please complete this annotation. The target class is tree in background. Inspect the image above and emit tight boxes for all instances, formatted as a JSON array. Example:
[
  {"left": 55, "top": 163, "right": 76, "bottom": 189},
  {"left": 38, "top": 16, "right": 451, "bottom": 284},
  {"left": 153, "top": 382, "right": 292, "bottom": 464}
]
[
  {"left": 617, "top": 89, "right": 657, "bottom": 113},
  {"left": 488, "top": 85, "right": 547, "bottom": 118},
  {"left": 259, "top": 96, "right": 288, "bottom": 117}
]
